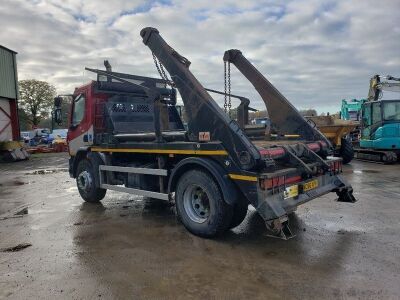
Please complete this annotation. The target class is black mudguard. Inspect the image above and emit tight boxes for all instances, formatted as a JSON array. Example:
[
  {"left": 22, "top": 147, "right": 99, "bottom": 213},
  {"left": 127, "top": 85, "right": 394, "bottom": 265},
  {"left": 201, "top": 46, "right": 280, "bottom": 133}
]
[{"left": 168, "top": 157, "right": 239, "bottom": 205}]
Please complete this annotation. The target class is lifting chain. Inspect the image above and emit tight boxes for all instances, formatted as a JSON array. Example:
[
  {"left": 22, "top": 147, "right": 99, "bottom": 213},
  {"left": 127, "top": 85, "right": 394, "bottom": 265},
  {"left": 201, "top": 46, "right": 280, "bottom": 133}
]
[
  {"left": 227, "top": 62, "right": 231, "bottom": 115},
  {"left": 223, "top": 61, "right": 232, "bottom": 116},
  {"left": 152, "top": 52, "right": 175, "bottom": 88},
  {"left": 224, "top": 61, "right": 227, "bottom": 113}
]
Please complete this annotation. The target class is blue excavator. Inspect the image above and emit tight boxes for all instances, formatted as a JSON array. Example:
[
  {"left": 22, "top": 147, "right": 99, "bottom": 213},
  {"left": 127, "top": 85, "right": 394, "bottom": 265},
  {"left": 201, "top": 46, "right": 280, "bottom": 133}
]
[
  {"left": 341, "top": 98, "right": 367, "bottom": 122},
  {"left": 354, "top": 75, "right": 400, "bottom": 163}
]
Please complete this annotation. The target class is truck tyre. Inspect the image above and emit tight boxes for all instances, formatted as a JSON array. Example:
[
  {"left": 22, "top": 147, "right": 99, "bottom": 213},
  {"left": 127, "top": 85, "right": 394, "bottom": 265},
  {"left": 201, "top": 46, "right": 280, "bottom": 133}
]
[
  {"left": 229, "top": 201, "right": 248, "bottom": 229},
  {"left": 175, "top": 170, "right": 233, "bottom": 238},
  {"left": 76, "top": 159, "right": 106, "bottom": 203},
  {"left": 340, "top": 138, "right": 354, "bottom": 164}
]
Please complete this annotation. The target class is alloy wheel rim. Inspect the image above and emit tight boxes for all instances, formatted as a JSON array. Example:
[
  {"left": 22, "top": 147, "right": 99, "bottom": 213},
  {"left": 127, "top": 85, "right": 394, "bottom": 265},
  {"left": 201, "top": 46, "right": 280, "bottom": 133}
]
[{"left": 183, "top": 184, "right": 210, "bottom": 223}]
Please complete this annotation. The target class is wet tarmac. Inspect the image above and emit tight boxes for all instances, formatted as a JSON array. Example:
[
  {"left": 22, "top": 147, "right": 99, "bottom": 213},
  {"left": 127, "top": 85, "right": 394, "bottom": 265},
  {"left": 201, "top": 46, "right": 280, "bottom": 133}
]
[{"left": 0, "top": 153, "right": 399, "bottom": 299}]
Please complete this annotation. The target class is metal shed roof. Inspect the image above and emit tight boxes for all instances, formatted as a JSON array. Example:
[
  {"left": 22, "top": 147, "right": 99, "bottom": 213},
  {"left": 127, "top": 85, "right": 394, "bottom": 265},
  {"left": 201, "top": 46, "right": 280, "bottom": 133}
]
[{"left": 0, "top": 44, "right": 17, "bottom": 54}]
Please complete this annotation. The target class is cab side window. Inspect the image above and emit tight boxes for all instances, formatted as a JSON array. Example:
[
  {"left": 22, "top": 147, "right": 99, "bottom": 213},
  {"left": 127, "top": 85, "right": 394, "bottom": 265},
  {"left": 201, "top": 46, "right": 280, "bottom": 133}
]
[
  {"left": 362, "top": 104, "right": 371, "bottom": 126},
  {"left": 72, "top": 94, "right": 85, "bottom": 126},
  {"left": 371, "top": 102, "right": 381, "bottom": 125}
]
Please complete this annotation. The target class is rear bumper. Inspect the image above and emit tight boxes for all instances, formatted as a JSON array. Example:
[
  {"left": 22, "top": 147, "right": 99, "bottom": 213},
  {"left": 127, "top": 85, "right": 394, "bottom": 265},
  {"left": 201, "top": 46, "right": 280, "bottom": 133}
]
[{"left": 254, "top": 173, "right": 350, "bottom": 221}]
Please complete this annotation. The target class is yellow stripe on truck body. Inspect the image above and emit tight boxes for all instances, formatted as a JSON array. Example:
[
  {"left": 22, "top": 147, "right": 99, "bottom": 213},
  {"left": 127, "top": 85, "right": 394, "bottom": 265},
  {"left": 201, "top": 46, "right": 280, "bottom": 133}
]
[
  {"left": 228, "top": 174, "right": 258, "bottom": 182},
  {"left": 91, "top": 147, "right": 228, "bottom": 156}
]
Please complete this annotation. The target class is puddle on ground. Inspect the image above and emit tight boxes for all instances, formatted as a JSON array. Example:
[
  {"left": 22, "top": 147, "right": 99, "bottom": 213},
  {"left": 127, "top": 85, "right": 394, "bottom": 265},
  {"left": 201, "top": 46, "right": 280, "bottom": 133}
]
[
  {"left": 26, "top": 168, "right": 68, "bottom": 175},
  {"left": 13, "top": 180, "right": 25, "bottom": 185},
  {"left": 0, "top": 180, "right": 29, "bottom": 187},
  {"left": 3, "top": 180, "right": 24, "bottom": 186},
  {"left": 352, "top": 170, "right": 380, "bottom": 174},
  {"left": 15, "top": 207, "right": 28, "bottom": 215},
  {"left": 1, "top": 243, "right": 32, "bottom": 252},
  {"left": 65, "top": 186, "right": 77, "bottom": 193}
]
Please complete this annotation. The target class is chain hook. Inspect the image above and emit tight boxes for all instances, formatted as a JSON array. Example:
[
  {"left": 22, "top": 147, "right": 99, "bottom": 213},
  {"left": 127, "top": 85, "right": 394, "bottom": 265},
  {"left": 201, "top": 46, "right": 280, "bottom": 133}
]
[{"left": 152, "top": 52, "right": 174, "bottom": 88}]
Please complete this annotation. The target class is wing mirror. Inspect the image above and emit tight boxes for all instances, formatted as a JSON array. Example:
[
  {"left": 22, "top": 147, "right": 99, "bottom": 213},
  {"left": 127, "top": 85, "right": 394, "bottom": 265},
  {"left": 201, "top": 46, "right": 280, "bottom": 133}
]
[
  {"left": 54, "top": 96, "right": 62, "bottom": 108},
  {"left": 53, "top": 96, "right": 63, "bottom": 125}
]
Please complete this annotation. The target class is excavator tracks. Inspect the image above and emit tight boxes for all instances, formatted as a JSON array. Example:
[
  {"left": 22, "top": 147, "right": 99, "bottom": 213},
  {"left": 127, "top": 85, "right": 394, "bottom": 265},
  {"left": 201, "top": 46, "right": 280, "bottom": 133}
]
[{"left": 354, "top": 149, "right": 398, "bottom": 164}]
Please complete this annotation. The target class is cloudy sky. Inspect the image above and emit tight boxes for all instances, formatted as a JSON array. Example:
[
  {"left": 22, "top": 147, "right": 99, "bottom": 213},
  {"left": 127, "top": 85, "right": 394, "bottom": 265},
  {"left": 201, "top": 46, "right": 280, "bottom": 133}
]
[{"left": 1, "top": 0, "right": 399, "bottom": 113}]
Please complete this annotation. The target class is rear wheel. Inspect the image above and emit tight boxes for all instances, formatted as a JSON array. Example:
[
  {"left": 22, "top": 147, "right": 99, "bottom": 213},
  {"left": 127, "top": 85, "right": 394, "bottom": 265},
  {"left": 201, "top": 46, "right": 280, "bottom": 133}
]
[
  {"left": 229, "top": 200, "right": 248, "bottom": 229},
  {"left": 175, "top": 170, "right": 233, "bottom": 238},
  {"left": 340, "top": 138, "right": 354, "bottom": 164},
  {"left": 76, "top": 159, "right": 106, "bottom": 203}
]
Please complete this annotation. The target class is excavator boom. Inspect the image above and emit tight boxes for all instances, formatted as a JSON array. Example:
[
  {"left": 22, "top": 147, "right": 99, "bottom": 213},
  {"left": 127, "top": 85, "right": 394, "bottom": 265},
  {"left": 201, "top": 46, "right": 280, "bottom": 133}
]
[{"left": 368, "top": 74, "right": 400, "bottom": 101}]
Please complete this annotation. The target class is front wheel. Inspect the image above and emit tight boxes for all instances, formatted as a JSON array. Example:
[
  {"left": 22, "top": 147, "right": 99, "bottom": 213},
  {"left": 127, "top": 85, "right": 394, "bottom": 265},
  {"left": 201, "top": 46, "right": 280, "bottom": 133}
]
[
  {"left": 175, "top": 170, "right": 233, "bottom": 238},
  {"left": 76, "top": 159, "right": 106, "bottom": 203}
]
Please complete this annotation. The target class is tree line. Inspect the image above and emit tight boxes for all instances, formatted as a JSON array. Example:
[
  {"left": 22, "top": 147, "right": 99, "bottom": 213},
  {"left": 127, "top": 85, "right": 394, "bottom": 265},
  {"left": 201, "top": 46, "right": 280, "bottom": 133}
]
[{"left": 18, "top": 79, "right": 70, "bottom": 131}]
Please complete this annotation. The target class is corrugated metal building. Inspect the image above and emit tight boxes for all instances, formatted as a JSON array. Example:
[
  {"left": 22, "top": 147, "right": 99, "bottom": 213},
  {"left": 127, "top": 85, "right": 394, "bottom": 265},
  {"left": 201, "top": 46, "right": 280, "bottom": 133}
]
[{"left": 0, "top": 45, "right": 20, "bottom": 141}]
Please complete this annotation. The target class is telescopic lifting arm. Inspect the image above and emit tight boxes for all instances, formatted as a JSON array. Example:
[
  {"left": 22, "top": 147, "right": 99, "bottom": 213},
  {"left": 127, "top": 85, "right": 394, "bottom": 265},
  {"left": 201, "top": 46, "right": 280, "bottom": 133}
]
[
  {"left": 223, "top": 49, "right": 331, "bottom": 147},
  {"left": 140, "top": 27, "right": 261, "bottom": 170}
]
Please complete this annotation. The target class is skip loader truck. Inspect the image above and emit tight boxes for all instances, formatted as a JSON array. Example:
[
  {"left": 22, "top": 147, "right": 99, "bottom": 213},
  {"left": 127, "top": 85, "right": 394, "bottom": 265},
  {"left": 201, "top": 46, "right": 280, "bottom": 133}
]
[{"left": 54, "top": 27, "right": 356, "bottom": 239}]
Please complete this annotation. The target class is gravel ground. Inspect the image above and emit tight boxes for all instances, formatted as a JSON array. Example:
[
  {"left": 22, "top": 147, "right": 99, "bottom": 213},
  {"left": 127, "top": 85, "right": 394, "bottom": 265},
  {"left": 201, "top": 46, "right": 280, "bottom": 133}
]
[{"left": 0, "top": 153, "right": 399, "bottom": 299}]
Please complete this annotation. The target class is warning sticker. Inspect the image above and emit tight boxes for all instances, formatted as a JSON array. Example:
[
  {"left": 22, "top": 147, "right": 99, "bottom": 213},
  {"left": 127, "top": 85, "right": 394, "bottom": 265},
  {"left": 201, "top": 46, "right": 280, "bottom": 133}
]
[{"left": 199, "top": 132, "right": 210, "bottom": 142}]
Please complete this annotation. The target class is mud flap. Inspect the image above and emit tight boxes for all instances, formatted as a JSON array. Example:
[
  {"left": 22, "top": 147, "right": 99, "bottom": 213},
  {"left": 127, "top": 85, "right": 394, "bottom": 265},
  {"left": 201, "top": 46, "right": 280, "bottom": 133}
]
[
  {"left": 336, "top": 187, "right": 356, "bottom": 203},
  {"left": 334, "top": 175, "right": 357, "bottom": 203},
  {"left": 265, "top": 216, "right": 295, "bottom": 240}
]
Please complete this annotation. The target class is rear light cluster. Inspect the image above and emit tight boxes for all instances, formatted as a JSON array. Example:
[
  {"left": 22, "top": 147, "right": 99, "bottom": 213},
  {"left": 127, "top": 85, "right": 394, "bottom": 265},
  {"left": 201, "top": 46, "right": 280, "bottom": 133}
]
[
  {"left": 259, "top": 175, "right": 302, "bottom": 190},
  {"left": 329, "top": 160, "right": 342, "bottom": 174},
  {"left": 260, "top": 159, "right": 341, "bottom": 191}
]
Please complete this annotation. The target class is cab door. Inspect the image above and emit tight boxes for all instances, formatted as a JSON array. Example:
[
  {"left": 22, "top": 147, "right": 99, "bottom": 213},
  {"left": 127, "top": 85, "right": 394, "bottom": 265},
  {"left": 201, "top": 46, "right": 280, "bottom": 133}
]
[
  {"left": 370, "top": 102, "right": 382, "bottom": 139},
  {"left": 361, "top": 103, "right": 372, "bottom": 140},
  {"left": 67, "top": 92, "right": 94, "bottom": 156},
  {"left": 361, "top": 102, "right": 382, "bottom": 140}
]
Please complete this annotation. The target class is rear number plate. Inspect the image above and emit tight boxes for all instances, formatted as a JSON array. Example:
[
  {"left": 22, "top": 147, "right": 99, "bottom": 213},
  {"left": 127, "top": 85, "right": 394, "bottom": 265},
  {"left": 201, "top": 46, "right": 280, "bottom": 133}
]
[
  {"left": 284, "top": 185, "right": 299, "bottom": 199},
  {"left": 303, "top": 179, "right": 318, "bottom": 191}
]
